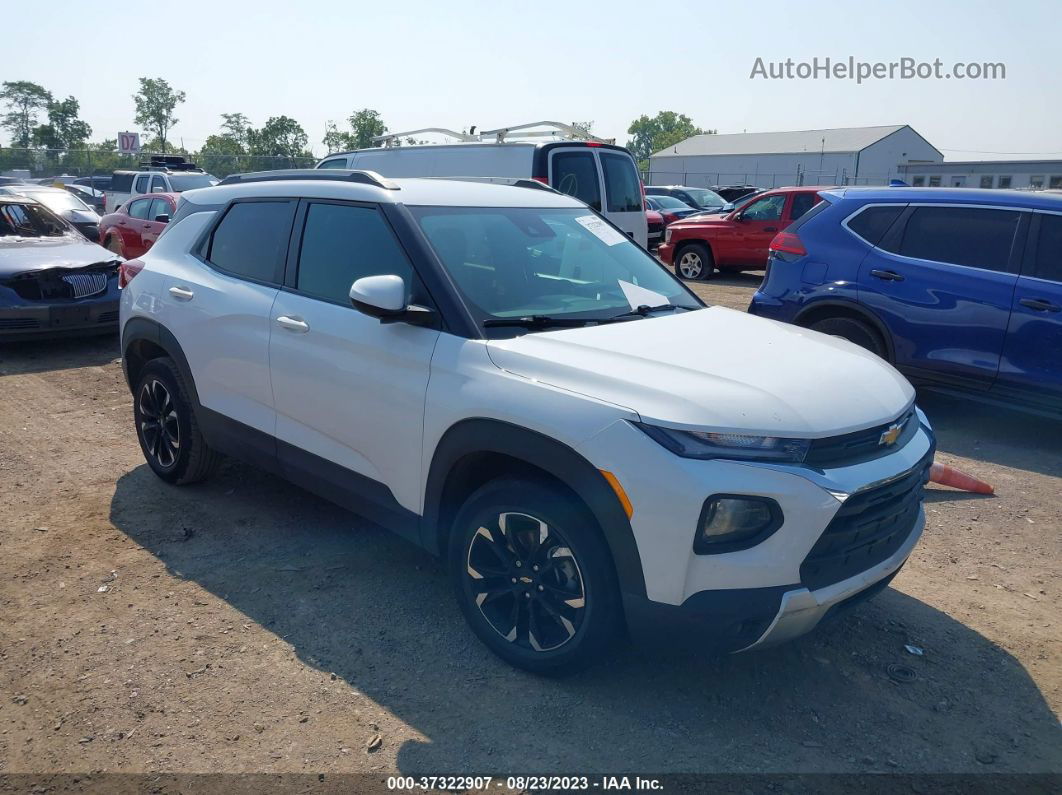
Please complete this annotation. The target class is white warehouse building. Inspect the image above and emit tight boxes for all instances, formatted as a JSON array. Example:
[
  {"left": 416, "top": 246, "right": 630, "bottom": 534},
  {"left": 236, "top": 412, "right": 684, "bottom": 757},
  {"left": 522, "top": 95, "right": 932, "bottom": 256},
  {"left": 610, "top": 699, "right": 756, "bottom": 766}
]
[{"left": 647, "top": 124, "right": 943, "bottom": 189}]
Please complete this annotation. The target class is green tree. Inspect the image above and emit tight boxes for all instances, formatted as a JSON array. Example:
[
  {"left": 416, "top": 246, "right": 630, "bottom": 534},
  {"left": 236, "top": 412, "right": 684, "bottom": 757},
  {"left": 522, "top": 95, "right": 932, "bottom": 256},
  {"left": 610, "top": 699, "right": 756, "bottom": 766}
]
[
  {"left": 626, "top": 111, "right": 713, "bottom": 168},
  {"left": 219, "top": 112, "right": 251, "bottom": 147},
  {"left": 348, "top": 108, "right": 387, "bottom": 149},
  {"left": 248, "top": 116, "right": 309, "bottom": 160},
  {"left": 31, "top": 96, "right": 92, "bottom": 150},
  {"left": 322, "top": 120, "right": 353, "bottom": 153},
  {"left": 132, "top": 77, "right": 186, "bottom": 154},
  {"left": 0, "top": 81, "right": 52, "bottom": 147}
]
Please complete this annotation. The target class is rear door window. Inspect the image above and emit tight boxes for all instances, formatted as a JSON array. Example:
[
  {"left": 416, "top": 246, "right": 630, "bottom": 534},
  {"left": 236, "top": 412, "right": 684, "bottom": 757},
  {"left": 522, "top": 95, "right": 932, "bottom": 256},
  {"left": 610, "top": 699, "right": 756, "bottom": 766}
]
[
  {"left": 207, "top": 200, "right": 295, "bottom": 284},
  {"left": 295, "top": 202, "right": 412, "bottom": 304},
  {"left": 318, "top": 158, "right": 348, "bottom": 169},
  {"left": 1032, "top": 213, "right": 1062, "bottom": 282},
  {"left": 134, "top": 175, "right": 149, "bottom": 194},
  {"left": 600, "top": 152, "right": 641, "bottom": 213},
  {"left": 897, "top": 206, "right": 1021, "bottom": 272},
  {"left": 788, "top": 192, "right": 818, "bottom": 221},
  {"left": 551, "top": 151, "right": 601, "bottom": 211}
]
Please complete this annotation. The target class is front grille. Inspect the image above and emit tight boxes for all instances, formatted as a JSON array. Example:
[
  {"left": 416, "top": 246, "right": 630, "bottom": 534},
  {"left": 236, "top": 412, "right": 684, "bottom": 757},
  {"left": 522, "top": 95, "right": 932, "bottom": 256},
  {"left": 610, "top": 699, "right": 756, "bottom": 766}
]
[
  {"left": 806, "top": 408, "right": 917, "bottom": 467},
  {"left": 648, "top": 221, "right": 663, "bottom": 235},
  {"left": 61, "top": 272, "right": 108, "bottom": 299},
  {"left": 3, "top": 267, "right": 114, "bottom": 302},
  {"left": 800, "top": 450, "right": 932, "bottom": 590}
]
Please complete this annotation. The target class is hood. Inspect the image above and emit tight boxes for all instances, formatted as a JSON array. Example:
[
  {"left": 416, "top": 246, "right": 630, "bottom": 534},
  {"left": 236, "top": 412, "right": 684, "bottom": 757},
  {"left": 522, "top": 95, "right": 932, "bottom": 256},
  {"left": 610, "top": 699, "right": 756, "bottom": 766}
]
[
  {"left": 0, "top": 235, "right": 118, "bottom": 276},
  {"left": 673, "top": 213, "right": 730, "bottom": 228},
  {"left": 486, "top": 307, "right": 914, "bottom": 437}
]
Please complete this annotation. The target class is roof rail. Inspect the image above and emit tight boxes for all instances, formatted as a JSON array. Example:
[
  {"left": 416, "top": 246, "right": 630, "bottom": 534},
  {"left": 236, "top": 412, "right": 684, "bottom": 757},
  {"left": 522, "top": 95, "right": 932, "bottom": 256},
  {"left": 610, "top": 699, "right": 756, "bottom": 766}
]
[
  {"left": 421, "top": 175, "right": 561, "bottom": 194},
  {"left": 372, "top": 120, "right": 614, "bottom": 148},
  {"left": 218, "top": 169, "right": 400, "bottom": 190},
  {"left": 372, "top": 127, "right": 476, "bottom": 147}
]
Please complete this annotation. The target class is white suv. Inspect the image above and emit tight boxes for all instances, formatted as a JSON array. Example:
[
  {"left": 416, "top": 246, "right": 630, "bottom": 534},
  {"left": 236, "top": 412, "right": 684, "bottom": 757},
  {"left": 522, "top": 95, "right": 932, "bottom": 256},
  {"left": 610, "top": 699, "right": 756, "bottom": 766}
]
[{"left": 119, "top": 169, "right": 935, "bottom": 674}]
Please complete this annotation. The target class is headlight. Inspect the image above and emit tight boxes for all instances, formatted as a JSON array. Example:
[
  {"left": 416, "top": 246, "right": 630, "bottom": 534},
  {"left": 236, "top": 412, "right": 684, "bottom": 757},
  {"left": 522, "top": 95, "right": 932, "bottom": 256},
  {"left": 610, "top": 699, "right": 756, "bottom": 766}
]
[
  {"left": 664, "top": 228, "right": 672, "bottom": 243},
  {"left": 634, "top": 422, "right": 811, "bottom": 463},
  {"left": 696, "top": 495, "right": 782, "bottom": 553}
]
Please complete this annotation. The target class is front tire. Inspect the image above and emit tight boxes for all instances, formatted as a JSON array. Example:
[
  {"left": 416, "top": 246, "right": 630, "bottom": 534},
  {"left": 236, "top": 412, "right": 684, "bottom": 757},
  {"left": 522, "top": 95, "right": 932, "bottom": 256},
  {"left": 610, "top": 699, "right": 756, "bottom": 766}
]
[
  {"left": 674, "top": 242, "right": 714, "bottom": 280},
  {"left": 448, "top": 477, "right": 622, "bottom": 675},
  {"left": 133, "top": 358, "right": 220, "bottom": 484}
]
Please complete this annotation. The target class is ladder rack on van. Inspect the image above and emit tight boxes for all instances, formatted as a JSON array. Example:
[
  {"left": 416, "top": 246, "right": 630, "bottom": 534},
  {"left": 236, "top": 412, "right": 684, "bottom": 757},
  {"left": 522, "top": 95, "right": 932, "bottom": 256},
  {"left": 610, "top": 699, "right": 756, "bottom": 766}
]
[{"left": 372, "top": 121, "right": 614, "bottom": 148}]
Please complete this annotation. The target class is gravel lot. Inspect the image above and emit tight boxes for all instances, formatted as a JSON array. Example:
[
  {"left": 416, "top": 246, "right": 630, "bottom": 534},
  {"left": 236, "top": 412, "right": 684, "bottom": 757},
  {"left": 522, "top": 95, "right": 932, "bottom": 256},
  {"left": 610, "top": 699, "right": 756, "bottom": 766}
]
[{"left": 0, "top": 273, "right": 1059, "bottom": 780}]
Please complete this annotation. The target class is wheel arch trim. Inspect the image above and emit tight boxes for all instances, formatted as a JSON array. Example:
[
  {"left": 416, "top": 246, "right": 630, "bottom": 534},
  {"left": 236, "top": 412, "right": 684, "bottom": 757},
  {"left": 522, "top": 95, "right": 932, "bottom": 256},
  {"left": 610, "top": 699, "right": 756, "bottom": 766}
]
[
  {"left": 794, "top": 298, "right": 895, "bottom": 362},
  {"left": 422, "top": 418, "right": 647, "bottom": 598},
  {"left": 121, "top": 317, "right": 202, "bottom": 412}
]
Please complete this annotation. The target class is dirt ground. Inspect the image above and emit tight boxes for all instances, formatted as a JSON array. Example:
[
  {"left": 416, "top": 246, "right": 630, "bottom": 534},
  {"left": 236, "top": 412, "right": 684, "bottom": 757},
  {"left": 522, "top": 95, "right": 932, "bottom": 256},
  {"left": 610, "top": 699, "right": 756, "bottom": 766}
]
[{"left": 0, "top": 274, "right": 1059, "bottom": 781}]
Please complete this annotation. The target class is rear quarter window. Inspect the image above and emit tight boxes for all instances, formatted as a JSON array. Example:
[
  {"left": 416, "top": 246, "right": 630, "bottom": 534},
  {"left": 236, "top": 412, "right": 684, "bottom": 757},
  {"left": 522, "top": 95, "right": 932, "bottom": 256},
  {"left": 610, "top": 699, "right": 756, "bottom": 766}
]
[
  {"left": 845, "top": 204, "right": 905, "bottom": 245},
  {"left": 206, "top": 200, "right": 296, "bottom": 284}
]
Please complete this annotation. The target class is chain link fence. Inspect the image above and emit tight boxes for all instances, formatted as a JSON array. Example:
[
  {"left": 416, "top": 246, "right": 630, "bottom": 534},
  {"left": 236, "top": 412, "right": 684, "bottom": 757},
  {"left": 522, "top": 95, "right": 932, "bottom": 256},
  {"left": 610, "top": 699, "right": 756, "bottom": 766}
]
[
  {"left": 0, "top": 147, "right": 317, "bottom": 183},
  {"left": 642, "top": 170, "right": 897, "bottom": 188}
]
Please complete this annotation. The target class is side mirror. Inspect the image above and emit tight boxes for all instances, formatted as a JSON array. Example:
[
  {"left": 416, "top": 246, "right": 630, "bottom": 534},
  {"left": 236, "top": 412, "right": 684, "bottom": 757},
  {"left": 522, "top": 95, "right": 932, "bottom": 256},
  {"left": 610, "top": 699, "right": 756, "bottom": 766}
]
[
  {"left": 154, "top": 213, "right": 170, "bottom": 224},
  {"left": 349, "top": 274, "right": 436, "bottom": 326},
  {"left": 151, "top": 186, "right": 165, "bottom": 193}
]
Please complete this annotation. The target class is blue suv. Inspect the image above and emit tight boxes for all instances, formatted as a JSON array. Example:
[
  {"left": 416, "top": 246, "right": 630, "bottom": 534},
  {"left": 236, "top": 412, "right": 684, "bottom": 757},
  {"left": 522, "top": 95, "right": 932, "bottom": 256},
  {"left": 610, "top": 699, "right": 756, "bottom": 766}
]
[{"left": 749, "top": 187, "right": 1062, "bottom": 415}]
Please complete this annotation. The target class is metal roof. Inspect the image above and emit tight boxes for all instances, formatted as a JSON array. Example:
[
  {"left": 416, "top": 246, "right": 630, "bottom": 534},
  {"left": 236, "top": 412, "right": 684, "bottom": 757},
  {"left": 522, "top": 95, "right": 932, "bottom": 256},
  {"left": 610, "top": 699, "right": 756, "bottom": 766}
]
[{"left": 652, "top": 125, "right": 913, "bottom": 158}]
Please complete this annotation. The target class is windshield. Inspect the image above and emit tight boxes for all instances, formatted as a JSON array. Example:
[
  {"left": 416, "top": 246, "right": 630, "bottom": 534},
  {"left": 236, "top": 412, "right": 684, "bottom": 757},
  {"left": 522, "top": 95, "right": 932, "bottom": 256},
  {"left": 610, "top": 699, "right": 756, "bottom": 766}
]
[
  {"left": 682, "top": 188, "right": 725, "bottom": 209},
  {"left": 0, "top": 202, "right": 69, "bottom": 237},
  {"left": 411, "top": 206, "right": 701, "bottom": 332},
  {"left": 168, "top": 173, "right": 219, "bottom": 191},
  {"left": 19, "top": 189, "right": 90, "bottom": 213},
  {"left": 651, "top": 195, "right": 693, "bottom": 210}
]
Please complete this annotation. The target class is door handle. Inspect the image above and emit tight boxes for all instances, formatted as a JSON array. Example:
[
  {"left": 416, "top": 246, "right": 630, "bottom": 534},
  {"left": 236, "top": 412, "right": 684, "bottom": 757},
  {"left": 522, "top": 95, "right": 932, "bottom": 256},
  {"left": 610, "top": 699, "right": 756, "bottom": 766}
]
[
  {"left": 764, "top": 226, "right": 778, "bottom": 233},
  {"left": 168, "top": 285, "right": 194, "bottom": 301},
  {"left": 276, "top": 315, "right": 310, "bottom": 333},
  {"left": 870, "top": 269, "right": 905, "bottom": 282},
  {"left": 1019, "top": 297, "right": 1061, "bottom": 312}
]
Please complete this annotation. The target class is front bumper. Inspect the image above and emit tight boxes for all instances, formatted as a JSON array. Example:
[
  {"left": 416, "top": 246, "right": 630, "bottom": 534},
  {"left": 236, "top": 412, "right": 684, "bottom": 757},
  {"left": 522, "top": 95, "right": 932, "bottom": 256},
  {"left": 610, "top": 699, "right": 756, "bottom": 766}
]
[
  {"left": 657, "top": 241, "right": 674, "bottom": 264},
  {"left": 578, "top": 409, "right": 934, "bottom": 652},
  {"left": 0, "top": 293, "right": 119, "bottom": 339}
]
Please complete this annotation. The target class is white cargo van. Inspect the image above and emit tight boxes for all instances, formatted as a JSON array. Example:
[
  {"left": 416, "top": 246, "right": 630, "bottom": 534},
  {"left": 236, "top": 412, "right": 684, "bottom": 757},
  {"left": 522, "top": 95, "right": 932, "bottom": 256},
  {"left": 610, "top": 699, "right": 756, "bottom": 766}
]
[{"left": 315, "top": 123, "right": 648, "bottom": 247}]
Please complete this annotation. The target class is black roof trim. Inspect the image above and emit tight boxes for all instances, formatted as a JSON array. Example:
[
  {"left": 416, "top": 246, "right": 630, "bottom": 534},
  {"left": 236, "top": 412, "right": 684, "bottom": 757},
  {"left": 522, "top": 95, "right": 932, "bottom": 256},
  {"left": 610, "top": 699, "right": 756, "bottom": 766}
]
[{"left": 219, "top": 169, "right": 400, "bottom": 190}]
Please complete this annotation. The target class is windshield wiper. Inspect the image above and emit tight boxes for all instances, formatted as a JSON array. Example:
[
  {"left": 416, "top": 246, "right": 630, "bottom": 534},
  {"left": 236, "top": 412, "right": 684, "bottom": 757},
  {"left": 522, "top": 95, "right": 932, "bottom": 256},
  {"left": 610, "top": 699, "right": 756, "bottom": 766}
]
[
  {"left": 605, "top": 304, "right": 685, "bottom": 322},
  {"left": 483, "top": 315, "right": 600, "bottom": 329}
]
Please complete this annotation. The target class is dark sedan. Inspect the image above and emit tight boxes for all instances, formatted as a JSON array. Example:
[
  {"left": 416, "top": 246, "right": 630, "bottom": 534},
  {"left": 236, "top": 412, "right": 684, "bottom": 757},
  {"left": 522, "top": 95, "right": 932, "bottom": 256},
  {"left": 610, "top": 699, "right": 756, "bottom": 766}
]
[
  {"left": 645, "top": 195, "right": 701, "bottom": 224},
  {"left": 0, "top": 196, "right": 120, "bottom": 339}
]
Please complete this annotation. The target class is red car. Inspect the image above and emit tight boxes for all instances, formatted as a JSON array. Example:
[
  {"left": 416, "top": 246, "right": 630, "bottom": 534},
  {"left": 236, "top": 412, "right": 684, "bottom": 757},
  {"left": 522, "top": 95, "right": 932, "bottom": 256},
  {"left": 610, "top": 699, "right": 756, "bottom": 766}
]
[
  {"left": 659, "top": 186, "right": 829, "bottom": 279},
  {"left": 98, "top": 192, "right": 177, "bottom": 258},
  {"left": 645, "top": 206, "right": 664, "bottom": 249}
]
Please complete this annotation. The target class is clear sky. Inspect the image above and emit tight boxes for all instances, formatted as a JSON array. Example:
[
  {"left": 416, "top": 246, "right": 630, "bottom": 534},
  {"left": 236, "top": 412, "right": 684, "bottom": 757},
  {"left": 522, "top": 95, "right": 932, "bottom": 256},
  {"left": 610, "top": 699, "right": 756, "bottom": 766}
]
[{"left": 4, "top": 0, "right": 1059, "bottom": 160}]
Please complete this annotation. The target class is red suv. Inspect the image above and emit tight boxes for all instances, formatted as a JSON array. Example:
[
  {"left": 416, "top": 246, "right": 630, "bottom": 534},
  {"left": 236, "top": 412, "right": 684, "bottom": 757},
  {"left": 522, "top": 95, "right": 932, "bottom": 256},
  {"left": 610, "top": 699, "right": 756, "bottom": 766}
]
[
  {"left": 98, "top": 192, "right": 177, "bottom": 258},
  {"left": 659, "top": 186, "right": 828, "bottom": 279}
]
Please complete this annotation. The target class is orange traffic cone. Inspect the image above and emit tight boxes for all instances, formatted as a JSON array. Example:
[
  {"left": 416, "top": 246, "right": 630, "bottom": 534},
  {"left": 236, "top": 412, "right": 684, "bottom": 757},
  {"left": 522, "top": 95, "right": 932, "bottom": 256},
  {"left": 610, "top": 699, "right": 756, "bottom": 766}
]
[{"left": 929, "top": 462, "right": 994, "bottom": 495}]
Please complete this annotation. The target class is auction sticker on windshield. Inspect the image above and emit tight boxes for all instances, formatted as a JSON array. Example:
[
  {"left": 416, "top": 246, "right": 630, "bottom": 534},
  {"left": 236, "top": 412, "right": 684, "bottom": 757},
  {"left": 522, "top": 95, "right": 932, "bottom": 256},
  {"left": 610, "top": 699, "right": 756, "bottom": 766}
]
[{"left": 575, "top": 214, "right": 627, "bottom": 246}]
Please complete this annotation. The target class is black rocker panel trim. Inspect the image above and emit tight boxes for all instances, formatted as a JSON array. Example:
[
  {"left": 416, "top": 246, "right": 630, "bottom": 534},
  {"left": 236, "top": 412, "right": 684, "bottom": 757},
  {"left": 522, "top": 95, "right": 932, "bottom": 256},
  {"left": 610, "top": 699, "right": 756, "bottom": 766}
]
[{"left": 423, "top": 418, "right": 647, "bottom": 598}]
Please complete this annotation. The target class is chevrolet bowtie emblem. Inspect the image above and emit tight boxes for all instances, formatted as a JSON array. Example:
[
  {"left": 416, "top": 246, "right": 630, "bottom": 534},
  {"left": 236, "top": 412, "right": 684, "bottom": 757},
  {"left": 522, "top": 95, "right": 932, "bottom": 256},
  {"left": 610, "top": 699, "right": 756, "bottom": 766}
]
[{"left": 879, "top": 420, "right": 906, "bottom": 446}]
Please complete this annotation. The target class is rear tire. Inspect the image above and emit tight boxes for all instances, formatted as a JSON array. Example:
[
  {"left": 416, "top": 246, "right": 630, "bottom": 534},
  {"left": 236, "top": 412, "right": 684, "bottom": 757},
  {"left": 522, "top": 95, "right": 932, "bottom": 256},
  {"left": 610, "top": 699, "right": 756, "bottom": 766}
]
[
  {"left": 675, "top": 242, "right": 714, "bottom": 280},
  {"left": 133, "top": 358, "right": 220, "bottom": 485},
  {"left": 448, "top": 477, "right": 622, "bottom": 675},
  {"left": 809, "top": 316, "right": 888, "bottom": 360}
]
